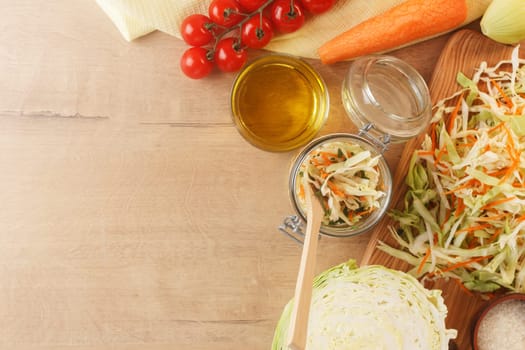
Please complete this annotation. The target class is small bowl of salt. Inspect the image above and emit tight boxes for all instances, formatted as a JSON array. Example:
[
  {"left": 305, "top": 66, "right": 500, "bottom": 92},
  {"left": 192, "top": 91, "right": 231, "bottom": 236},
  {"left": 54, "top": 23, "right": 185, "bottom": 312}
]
[{"left": 472, "top": 293, "right": 525, "bottom": 350}]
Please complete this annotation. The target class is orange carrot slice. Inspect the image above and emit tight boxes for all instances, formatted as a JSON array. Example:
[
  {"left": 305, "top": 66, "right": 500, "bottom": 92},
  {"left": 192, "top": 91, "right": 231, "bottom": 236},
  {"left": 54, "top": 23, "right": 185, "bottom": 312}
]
[{"left": 318, "top": 0, "right": 468, "bottom": 64}]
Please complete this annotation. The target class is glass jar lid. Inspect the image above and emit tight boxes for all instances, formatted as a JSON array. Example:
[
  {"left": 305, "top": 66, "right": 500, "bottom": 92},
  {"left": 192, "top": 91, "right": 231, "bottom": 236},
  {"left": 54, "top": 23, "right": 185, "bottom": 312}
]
[{"left": 342, "top": 55, "right": 432, "bottom": 144}]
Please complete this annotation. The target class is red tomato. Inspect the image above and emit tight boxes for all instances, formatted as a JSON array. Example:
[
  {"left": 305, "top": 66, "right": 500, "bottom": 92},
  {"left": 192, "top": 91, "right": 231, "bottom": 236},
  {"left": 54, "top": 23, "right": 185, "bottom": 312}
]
[
  {"left": 180, "top": 47, "right": 214, "bottom": 79},
  {"left": 238, "top": 0, "right": 267, "bottom": 12},
  {"left": 241, "top": 16, "right": 274, "bottom": 49},
  {"left": 299, "top": 0, "right": 336, "bottom": 14},
  {"left": 270, "top": 0, "right": 305, "bottom": 33},
  {"left": 180, "top": 14, "right": 214, "bottom": 47},
  {"left": 209, "top": 0, "right": 244, "bottom": 27},
  {"left": 214, "top": 38, "right": 248, "bottom": 72}
]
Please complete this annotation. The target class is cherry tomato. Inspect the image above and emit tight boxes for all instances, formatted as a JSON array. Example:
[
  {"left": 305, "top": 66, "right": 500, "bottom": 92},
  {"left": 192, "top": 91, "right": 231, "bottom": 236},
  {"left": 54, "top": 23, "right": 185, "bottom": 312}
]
[
  {"left": 270, "top": 0, "right": 305, "bottom": 34},
  {"left": 241, "top": 15, "right": 273, "bottom": 49},
  {"left": 299, "top": 0, "right": 336, "bottom": 14},
  {"left": 180, "top": 47, "right": 214, "bottom": 79},
  {"left": 214, "top": 38, "right": 248, "bottom": 72},
  {"left": 238, "top": 0, "right": 267, "bottom": 12},
  {"left": 209, "top": 0, "right": 244, "bottom": 27},
  {"left": 180, "top": 14, "right": 215, "bottom": 47}
]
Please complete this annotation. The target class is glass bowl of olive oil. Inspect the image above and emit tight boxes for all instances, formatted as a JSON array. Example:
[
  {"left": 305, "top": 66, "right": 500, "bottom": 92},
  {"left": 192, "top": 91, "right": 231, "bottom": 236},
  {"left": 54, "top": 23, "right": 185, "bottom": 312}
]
[{"left": 230, "top": 55, "right": 329, "bottom": 152}]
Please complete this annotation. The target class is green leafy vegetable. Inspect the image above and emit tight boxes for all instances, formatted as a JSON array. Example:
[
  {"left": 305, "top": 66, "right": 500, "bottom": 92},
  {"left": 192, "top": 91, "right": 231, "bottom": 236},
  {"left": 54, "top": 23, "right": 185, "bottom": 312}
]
[
  {"left": 381, "top": 45, "right": 525, "bottom": 293},
  {"left": 272, "top": 260, "right": 456, "bottom": 350}
]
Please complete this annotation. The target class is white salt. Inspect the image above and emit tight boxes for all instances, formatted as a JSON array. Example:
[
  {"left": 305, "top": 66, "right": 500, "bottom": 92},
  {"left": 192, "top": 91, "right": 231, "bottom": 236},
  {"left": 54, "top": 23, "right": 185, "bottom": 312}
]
[{"left": 477, "top": 299, "right": 525, "bottom": 350}]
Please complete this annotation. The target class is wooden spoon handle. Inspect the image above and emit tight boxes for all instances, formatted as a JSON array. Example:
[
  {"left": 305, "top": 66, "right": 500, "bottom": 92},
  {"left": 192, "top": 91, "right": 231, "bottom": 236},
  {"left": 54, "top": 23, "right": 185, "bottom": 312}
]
[{"left": 287, "top": 185, "right": 323, "bottom": 350}]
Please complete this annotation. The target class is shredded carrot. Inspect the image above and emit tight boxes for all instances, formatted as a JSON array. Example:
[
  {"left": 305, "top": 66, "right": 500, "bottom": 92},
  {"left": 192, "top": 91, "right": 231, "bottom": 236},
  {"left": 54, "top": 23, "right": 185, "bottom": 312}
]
[
  {"left": 311, "top": 157, "right": 322, "bottom": 167},
  {"left": 298, "top": 184, "right": 305, "bottom": 199},
  {"left": 356, "top": 207, "right": 375, "bottom": 217},
  {"left": 491, "top": 79, "right": 514, "bottom": 109},
  {"left": 417, "top": 150, "right": 434, "bottom": 156},
  {"left": 440, "top": 208, "right": 451, "bottom": 230},
  {"left": 480, "top": 196, "right": 516, "bottom": 210},
  {"left": 487, "top": 167, "right": 510, "bottom": 178},
  {"left": 434, "top": 146, "right": 448, "bottom": 165},
  {"left": 456, "top": 141, "right": 476, "bottom": 148},
  {"left": 327, "top": 181, "right": 345, "bottom": 197},
  {"left": 319, "top": 152, "right": 334, "bottom": 165},
  {"left": 475, "top": 213, "right": 508, "bottom": 222},
  {"left": 448, "top": 93, "right": 464, "bottom": 134},
  {"left": 318, "top": 0, "right": 468, "bottom": 64},
  {"left": 486, "top": 228, "right": 503, "bottom": 244},
  {"left": 455, "top": 197, "right": 465, "bottom": 217},
  {"left": 473, "top": 183, "right": 491, "bottom": 196},
  {"left": 455, "top": 223, "right": 491, "bottom": 235},
  {"left": 417, "top": 247, "right": 431, "bottom": 274},
  {"left": 517, "top": 212, "right": 525, "bottom": 222},
  {"left": 468, "top": 237, "right": 480, "bottom": 249},
  {"left": 441, "top": 255, "right": 490, "bottom": 273},
  {"left": 445, "top": 181, "right": 472, "bottom": 195},
  {"left": 454, "top": 278, "right": 474, "bottom": 296},
  {"left": 488, "top": 121, "right": 505, "bottom": 133}
]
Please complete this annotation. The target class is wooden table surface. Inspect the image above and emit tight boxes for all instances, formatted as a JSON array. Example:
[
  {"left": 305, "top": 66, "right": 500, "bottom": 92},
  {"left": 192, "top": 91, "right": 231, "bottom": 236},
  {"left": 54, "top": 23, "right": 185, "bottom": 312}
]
[{"left": 0, "top": 1, "right": 487, "bottom": 349}]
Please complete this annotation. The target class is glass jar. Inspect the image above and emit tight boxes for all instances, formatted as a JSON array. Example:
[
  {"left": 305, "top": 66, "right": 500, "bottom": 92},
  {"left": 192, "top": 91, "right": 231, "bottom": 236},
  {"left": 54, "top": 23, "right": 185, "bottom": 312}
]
[
  {"left": 279, "top": 55, "right": 431, "bottom": 242},
  {"left": 230, "top": 55, "right": 329, "bottom": 152},
  {"left": 280, "top": 133, "right": 393, "bottom": 240},
  {"left": 342, "top": 55, "right": 432, "bottom": 143}
]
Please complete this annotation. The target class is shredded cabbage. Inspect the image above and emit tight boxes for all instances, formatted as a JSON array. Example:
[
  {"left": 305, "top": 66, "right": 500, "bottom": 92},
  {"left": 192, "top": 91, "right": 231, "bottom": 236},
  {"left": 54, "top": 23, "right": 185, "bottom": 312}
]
[
  {"left": 296, "top": 141, "right": 386, "bottom": 227},
  {"left": 272, "top": 260, "right": 456, "bottom": 350},
  {"left": 381, "top": 45, "right": 525, "bottom": 293}
]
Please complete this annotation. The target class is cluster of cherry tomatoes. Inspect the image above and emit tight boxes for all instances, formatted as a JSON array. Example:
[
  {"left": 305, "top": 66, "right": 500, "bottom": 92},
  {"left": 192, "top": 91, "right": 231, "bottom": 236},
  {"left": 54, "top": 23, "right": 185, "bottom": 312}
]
[{"left": 179, "top": 0, "right": 336, "bottom": 79}]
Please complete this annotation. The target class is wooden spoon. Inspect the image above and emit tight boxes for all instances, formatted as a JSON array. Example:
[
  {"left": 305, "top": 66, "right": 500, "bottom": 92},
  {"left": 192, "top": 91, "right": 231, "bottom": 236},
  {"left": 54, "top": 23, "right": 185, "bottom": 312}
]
[{"left": 287, "top": 183, "right": 323, "bottom": 350}]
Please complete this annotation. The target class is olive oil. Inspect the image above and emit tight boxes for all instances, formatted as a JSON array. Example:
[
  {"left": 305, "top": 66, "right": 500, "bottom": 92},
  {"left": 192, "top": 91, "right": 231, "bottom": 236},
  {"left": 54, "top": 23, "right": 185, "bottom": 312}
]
[{"left": 231, "top": 55, "right": 329, "bottom": 152}]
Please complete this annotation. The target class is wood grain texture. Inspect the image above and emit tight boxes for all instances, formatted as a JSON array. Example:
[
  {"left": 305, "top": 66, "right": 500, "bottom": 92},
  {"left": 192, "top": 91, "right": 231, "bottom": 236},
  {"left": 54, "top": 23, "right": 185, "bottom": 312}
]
[
  {"left": 361, "top": 30, "right": 525, "bottom": 350},
  {"left": 0, "top": 0, "right": 499, "bottom": 349}
]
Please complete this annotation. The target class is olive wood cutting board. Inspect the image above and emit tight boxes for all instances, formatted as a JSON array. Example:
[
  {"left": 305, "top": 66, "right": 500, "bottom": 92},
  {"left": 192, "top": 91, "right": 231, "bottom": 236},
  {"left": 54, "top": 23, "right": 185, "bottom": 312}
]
[{"left": 360, "top": 29, "right": 524, "bottom": 350}]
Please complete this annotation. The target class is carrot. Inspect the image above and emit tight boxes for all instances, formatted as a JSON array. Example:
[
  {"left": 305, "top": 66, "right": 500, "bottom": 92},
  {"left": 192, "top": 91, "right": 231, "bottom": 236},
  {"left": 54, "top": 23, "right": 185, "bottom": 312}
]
[
  {"left": 318, "top": 0, "right": 468, "bottom": 64},
  {"left": 480, "top": 196, "right": 516, "bottom": 210},
  {"left": 434, "top": 145, "right": 448, "bottom": 166},
  {"left": 454, "top": 278, "right": 474, "bottom": 296},
  {"left": 298, "top": 183, "right": 305, "bottom": 199},
  {"left": 455, "top": 224, "right": 492, "bottom": 235},
  {"left": 475, "top": 213, "right": 508, "bottom": 222},
  {"left": 327, "top": 181, "right": 345, "bottom": 197},
  {"left": 448, "top": 93, "right": 464, "bottom": 134},
  {"left": 444, "top": 181, "right": 475, "bottom": 195},
  {"left": 491, "top": 79, "right": 514, "bottom": 109},
  {"left": 441, "top": 255, "right": 490, "bottom": 273},
  {"left": 486, "top": 228, "right": 502, "bottom": 244},
  {"left": 440, "top": 208, "right": 451, "bottom": 230},
  {"left": 417, "top": 150, "right": 434, "bottom": 156},
  {"left": 417, "top": 247, "right": 431, "bottom": 274},
  {"left": 455, "top": 197, "right": 465, "bottom": 217}
]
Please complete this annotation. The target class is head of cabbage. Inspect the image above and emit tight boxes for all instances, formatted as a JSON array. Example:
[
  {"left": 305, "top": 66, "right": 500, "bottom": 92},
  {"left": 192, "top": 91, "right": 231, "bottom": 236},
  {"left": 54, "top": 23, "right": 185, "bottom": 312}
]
[{"left": 272, "top": 260, "right": 456, "bottom": 350}]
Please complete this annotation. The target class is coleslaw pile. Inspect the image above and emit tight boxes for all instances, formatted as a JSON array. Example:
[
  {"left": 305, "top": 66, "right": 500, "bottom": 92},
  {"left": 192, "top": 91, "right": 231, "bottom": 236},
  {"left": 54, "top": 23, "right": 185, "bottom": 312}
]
[
  {"left": 380, "top": 45, "right": 525, "bottom": 293},
  {"left": 296, "top": 141, "right": 386, "bottom": 227}
]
